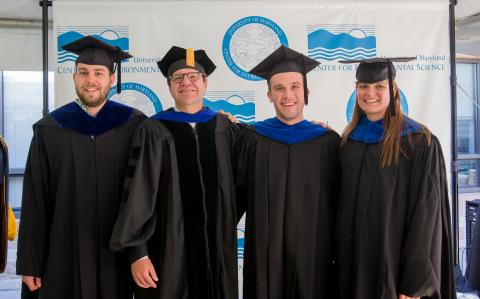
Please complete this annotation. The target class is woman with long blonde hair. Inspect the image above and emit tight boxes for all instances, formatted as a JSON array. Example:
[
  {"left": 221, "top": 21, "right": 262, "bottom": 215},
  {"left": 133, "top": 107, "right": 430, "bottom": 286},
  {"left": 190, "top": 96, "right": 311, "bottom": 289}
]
[{"left": 336, "top": 58, "right": 456, "bottom": 299}]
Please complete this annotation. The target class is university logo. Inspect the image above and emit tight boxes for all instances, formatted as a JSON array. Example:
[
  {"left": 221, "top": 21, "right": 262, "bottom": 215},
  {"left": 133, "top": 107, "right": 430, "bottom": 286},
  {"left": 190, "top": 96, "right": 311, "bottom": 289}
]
[
  {"left": 204, "top": 91, "right": 255, "bottom": 123},
  {"left": 108, "top": 83, "right": 163, "bottom": 117},
  {"left": 346, "top": 89, "right": 409, "bottom": 122},
  {"left": 237, "top": 226, "right": 245, "bottom": 261},
  {"left": 307, "top": 24, "right": 376, "bottom": 61},
  {"left": 222, "top": 16, "right": 288, "bottom": 81},
  {"left": 237, "top": 224, "right": 245, "bottom": 298},
  {"left": 57, "top": 26, "right": 129, "bottom": 64}
]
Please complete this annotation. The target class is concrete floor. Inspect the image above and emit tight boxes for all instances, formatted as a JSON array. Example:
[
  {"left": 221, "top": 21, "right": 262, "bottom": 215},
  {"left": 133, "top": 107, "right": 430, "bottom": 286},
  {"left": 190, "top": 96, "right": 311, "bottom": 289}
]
[
  {"left": 0, "top": 236, "right": 21, "bottom": 299},
  {"left": 1, "top": 235, "right": 479, "bottom": 299}
]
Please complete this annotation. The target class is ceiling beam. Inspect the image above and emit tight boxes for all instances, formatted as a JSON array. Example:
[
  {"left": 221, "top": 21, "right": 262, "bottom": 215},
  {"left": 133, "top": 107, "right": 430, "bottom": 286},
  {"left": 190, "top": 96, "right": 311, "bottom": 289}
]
[{"left": 0, "top": 18, "right": 52, "bottom": 29}]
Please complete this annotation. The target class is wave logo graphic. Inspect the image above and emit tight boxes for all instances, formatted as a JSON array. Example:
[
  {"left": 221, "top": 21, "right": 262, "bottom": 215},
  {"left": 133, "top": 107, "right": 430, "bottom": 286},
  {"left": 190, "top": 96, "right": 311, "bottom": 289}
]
[
  {"left": 346, "top": 89, "right": 409, "bottom": 122},
  {"left": 204, "top": 91, "right": 255, "bottom": 123},
  {"left": 223, "top": 16, "right": 288, "bottom": 81},
  {"left": 308, "top": 24, "right": 376, "bottom": 61},
  {"left": 237, "top": 226, "right": 245, "bottom": 260},
  {"left": 57, "top": 26, "right": 129, "bottom": 64}
]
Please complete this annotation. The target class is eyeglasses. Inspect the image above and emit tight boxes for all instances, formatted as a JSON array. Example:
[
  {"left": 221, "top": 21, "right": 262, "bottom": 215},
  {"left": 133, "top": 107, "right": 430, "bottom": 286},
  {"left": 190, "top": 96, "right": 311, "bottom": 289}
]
[{"left": 168, "top": 72, "right": 204, "bottom": 83}]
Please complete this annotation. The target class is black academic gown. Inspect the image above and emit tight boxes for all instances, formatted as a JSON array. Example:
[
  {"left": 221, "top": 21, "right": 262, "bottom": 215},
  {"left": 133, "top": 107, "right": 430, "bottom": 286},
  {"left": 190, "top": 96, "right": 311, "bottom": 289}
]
[
  {"left": 466, "top": 211, "right": 480, "bottom": 289},
  {"left": 234, "top": 126, "right": 340, "bottom": 299},
  {"left": 0, "top": 136, "right": 8, "bottom": 273},
  {"left": 336, "top": 133, "right": 456, "bottom": 299},
  {"left": 16, "top": 101, "right": 145, "bottom": 299},
  {"left": 110, "top": 113, "right": 239, "bottom": 299}
]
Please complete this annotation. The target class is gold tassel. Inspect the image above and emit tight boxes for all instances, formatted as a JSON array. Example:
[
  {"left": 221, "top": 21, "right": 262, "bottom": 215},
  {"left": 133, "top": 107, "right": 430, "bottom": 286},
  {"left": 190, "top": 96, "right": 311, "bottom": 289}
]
[
  {"left": 7, "top": 204, "right": 16, "bottom": 241},
  {"left": 186, "top": 48, "right": 195, "bottom": 68}
]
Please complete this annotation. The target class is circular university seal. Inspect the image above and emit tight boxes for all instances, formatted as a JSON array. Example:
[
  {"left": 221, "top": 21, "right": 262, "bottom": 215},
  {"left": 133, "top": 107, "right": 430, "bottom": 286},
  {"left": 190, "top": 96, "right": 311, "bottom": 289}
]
[
  {"left": 108, "top": 82, "right": 163, "bottom": 116},
  {"left": 222, "top": 16, "right": 288, "bottom": 81}
]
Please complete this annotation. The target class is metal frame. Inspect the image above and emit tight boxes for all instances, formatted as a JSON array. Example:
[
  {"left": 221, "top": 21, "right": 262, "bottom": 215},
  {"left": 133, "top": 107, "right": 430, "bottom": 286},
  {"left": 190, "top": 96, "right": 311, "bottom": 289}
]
[
  {"left": 449, "top": 0, "right": 459, "bottom": 264},
  {"left": 38, "top": 0, "right": 464, "bottom": 264},
  {"left": 40, "top": 0, "right": 52, "bottom": 117}
]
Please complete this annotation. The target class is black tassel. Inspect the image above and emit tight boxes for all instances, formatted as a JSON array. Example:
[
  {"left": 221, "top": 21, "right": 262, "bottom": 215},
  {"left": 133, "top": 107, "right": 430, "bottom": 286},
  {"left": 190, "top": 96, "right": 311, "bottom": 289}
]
[
  {"left": 387, "top": 61, "right": 395, "bottom": 116},
  {"left": 303, "top": 74, "right": 308, "bottom": 105},
  {"left": 117, "top": 60, "right": 122, "bottom": 94}
]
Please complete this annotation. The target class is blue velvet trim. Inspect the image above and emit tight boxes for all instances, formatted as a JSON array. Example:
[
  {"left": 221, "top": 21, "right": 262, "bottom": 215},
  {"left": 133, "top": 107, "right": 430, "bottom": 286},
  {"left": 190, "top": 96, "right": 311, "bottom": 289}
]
[
  {"left": 151, "top": 107, "right": 216, "bottom": 123},
  {"left": 253, "top": 117, "right": 328, "bottom": 145},
  {"left": 50, "top": 100, "right": 133, "bottom": 137},
  {"left": 349, "top": 115, "right": 423, "bottom": 144}
]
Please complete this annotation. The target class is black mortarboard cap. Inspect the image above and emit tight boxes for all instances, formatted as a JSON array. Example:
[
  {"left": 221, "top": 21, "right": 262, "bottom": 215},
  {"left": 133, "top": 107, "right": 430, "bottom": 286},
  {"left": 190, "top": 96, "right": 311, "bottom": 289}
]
[
  {"left": 339, "top": 57, "right": 415, "bottom": 116},
  {"left": 249, "top": 45, "right": 320, "bottom": 105},
  {"left": 62, "top": 35, "right": 132, "bottom": 94},
  {"left": 157, "top": 46, "right": 216, "bottom": 78}
]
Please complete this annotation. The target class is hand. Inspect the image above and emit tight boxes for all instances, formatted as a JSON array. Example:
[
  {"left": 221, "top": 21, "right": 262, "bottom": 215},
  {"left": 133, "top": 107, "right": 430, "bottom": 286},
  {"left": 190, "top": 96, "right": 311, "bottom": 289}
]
[
  {"left": 131, "top": 257, "right": 158, "bottom": 288},
  {"left": 22, "top": 276, "right": 42, "bottom": 291},
  {"left": 398, "top": 294, "right": 420, "bottom": 299},
  {"left": 310, "top": 120, "right": 332, "bottom": 130},
  {"left": 218, "top": 110, "right": 239, "bottom": 123}
]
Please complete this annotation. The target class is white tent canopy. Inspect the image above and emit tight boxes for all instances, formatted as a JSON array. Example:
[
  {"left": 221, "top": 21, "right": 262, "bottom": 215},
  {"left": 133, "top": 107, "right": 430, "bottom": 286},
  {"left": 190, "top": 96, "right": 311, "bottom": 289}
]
[{"left": 0, "top": 0, "right": 479, "bottom": 71}]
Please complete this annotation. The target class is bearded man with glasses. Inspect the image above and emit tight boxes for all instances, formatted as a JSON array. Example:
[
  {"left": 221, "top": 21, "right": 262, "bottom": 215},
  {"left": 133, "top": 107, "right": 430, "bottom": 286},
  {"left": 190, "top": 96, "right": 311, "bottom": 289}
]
[{"left": 110, "top": 46, "right": 240, "bottom": 299}]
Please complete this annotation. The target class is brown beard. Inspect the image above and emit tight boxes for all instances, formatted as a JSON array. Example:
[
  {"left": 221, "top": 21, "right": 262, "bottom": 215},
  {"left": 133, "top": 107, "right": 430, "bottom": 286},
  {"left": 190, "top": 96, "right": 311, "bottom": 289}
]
[{"left": 75, "top": 84, "right": 110, "bottom": 108}]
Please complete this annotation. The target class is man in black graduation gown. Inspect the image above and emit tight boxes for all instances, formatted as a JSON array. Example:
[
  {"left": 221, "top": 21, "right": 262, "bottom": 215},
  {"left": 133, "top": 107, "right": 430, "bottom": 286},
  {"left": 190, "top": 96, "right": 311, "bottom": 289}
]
[
  {"left": 110, "top": 46, "right": 239, "bottom": 299},
  {"left": 16, "top": 35, "right": 145, "bottom": 299},
  {"left": 234, "top": 45, "right": 339, "bottom": 298}
]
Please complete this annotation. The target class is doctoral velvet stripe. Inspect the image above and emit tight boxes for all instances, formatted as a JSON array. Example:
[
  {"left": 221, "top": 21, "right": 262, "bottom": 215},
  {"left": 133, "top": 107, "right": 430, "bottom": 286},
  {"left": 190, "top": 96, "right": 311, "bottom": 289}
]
[
  {"left": 253, "top": 117, "right": 328, "bottom": 145},
  {"left": 50, "top": 100, "right": 133, "bottom": 137},
  {"left": 349, "top": 116, "right": 423, "bottom": 144},
  {"left": 151, "top": 107, "right": 217, "bottom": 123}
]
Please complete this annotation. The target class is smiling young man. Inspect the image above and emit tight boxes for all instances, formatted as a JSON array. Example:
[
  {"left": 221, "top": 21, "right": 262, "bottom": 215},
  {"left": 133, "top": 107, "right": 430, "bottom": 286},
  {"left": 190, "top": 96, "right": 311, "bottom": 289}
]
[
  {"left": 233, "top": 45, "right": 340, "bottom": 298},
  {"left": 16, "top": 35, "right": 145, "bottom": 299},
  {"left": 73, "top": 63, "right": 115, "bottom": 112},
  {"left": 110, "top": 46, "right": 240, "bottom": 299}
]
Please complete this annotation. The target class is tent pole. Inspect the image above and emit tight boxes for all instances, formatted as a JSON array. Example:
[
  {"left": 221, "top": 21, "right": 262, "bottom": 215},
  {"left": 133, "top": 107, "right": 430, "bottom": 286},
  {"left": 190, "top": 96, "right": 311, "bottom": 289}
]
[
  {"left": 39, "top": 0, "right": 52, "bottom": 116},
  {"left": 449, "top": 0, "right": 459, "bottom": 265}
]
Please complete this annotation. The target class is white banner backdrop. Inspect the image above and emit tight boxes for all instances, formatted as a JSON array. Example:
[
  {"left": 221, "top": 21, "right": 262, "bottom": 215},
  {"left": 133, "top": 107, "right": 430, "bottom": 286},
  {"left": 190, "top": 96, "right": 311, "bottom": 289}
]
[{"left": 53, "top": 1, "right": 451, "bottom": 296}]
